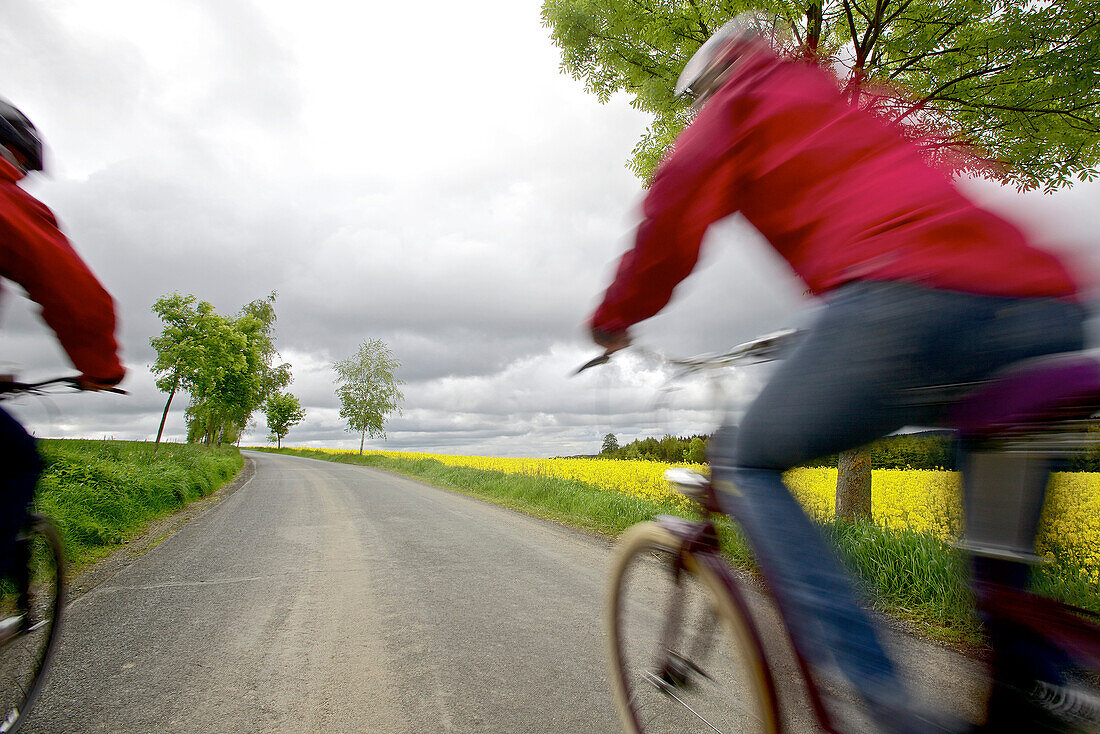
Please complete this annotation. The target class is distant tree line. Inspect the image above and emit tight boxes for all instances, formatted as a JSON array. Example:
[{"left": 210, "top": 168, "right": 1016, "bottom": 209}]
[
  {"left": 800, "top": 433, "right": 958, "bottom": 471},
  {"left": 600, "top": 433, "right": 708, "bottom": 464},
  {"left": 600, "top": 431, "right": 1100, "bottom": 472}
]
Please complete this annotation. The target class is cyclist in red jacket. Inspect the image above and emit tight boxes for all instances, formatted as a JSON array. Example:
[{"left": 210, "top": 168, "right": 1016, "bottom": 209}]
[
  {"left": 0, "top": 98, "right": 125, "bottom": 574},
  {"left": 590, "top": 16, "right": 1084, "bottom": 733}
]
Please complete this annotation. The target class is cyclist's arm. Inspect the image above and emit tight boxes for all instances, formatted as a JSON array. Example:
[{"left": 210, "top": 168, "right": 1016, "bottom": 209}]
[
  {"left": 0, "top": 187, "right": 125, "bottom": 385},
  {"left": 590, "top": 97, "right": 746, "bottom": 335}
]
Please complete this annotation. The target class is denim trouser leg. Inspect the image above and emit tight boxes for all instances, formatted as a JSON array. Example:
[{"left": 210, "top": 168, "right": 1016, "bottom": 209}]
[
  {"left": 708, "top": 281, "right": 1086, "bottom": 725},
  {"left": 0, "top": 407, "right": 39, "bottom": 579}
]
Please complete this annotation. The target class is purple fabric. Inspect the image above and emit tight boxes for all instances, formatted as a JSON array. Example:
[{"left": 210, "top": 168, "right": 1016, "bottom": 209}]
[{"left": 949, "top": 353, "right": 1100, "bottom": 436}]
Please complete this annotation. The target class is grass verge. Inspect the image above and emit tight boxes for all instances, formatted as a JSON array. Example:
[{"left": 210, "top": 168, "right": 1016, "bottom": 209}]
[
  {"left": 260, "top": 447, "right": 1100, "bottom": 648},
  {"left": 34, "top": 439, "right": 244, "bottom": 571}
]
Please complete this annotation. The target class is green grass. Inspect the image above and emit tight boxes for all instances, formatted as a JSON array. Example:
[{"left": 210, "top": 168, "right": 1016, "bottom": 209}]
[
  {"left": 260, "top": 447, "right": 1100, "bottom": 648},
  {"left": 821, "top": 519, "right": 979, "bottom": 643},
  {"left": 34, "top": 439, "right": 244, "bottom": 570}
]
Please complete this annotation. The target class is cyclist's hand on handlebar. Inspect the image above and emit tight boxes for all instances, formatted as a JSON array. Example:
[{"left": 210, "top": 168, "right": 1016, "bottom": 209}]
[
  {"left": 590, "top": 327, "right": 632, "bottom": 355},
  {"left": 78, "top": 375, "right": 125, "bottom": 393}
]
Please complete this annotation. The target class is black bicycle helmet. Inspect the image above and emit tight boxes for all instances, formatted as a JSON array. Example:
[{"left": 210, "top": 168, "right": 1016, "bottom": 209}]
[{"left": 0, "top": 98, "right": 44, "bottom": 172}]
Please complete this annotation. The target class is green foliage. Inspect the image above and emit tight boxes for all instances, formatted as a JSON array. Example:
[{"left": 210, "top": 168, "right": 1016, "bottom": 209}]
[
  {"left": 604, "top": 431, "right": 962, "bottom": 468},
  {"left": 149, "top": 293, "right": 211, "bottom": 396},
  {"left": 800, "top": 432, "right": 958, "bottom": 470},
  {"left": 797, "top": 428, "right": 1100, "bottom": 472},
  {"left": 541, "top": 0, "right": 1100, "bottom": 190},
  {"left": 151, "top": 292, "right": 291, "bottom": 446},
  {"left": 601, "top": 432, "right": 620, "bottom": 455},
  {"left": 333, "top": 338, "right": 405, "bottom": 452},
  {"left": 264, "top": 392, "right": 305, "bottom": 448},
  {"left": 33, "top": 440, "right": 242, "bottom": 568},
  {"left": 686, "top": 436, "right": 708, "bottom": 464},
  {"left": 601, "top": 433, "right": 710, "bottom": 463},
  {"left": 1067, "top": 425, "right": 1100, "bottom": 472}
]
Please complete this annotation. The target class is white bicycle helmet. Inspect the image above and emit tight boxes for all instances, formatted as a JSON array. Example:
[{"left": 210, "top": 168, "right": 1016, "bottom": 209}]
[{"left": 675, "top": 13, "right": 780, "bottom": 107}]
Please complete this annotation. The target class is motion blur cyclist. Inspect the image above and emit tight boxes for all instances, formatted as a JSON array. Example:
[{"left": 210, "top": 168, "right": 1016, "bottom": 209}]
[
  {"left": 0, "top": 97, "right": 124, "bottom": 576},
  {"left": 588, "top": 15, "right": 1085, "bottom": 733}
]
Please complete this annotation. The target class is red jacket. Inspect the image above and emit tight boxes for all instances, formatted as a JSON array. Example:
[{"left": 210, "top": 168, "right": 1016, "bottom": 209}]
[
  {"left": 591, "top": 52, "right": 1078, "bottom": 334},
  {"left": 0, "top": 158, "right": 124, "bottom": 383}
]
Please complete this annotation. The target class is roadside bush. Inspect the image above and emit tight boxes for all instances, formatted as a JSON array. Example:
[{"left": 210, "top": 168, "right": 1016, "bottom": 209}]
[{"left": 33, "top": 439, "right": 243, "bottom": 568}]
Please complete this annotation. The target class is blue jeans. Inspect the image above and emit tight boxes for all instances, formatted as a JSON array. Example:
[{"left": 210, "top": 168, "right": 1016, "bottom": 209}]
[
  {"left": 0, "top": 407, "right": 39, "bottom": 579},
  {"left": 708, "top": 281, "right": 1086, "bottom": 729}
]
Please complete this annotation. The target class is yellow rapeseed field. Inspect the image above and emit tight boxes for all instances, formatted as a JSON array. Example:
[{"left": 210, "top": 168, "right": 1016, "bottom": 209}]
[
  {"left": 316, "top": 448, "right": 1100, "bottom": 569},
  {"left": 314, "top": 448, "right": 697, "bottom": 512}
]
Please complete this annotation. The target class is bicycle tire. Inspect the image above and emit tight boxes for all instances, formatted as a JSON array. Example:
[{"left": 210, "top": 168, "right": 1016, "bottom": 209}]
[
  {"left": 605, "top": 521, "right": 781, "bottom": 734},
  {"left": 0, "top": 514, "right": 65, "bottom": 734}
]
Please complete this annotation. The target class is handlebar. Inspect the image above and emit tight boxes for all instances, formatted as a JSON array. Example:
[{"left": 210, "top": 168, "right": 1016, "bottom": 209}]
[
  {"left": 0, "top": 376, "right": 127, "bottom": 398},
  {"left": 574, "top": 328, "right": 803, "bottom": 376}
]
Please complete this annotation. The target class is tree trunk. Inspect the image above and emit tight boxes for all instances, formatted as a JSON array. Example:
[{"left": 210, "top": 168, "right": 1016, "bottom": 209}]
[
  {"left": 277, "top": 435, "right": 281, "bottom": 449},
  {"left": 805, "top": 1, "right": 823, "bottom": 55},
  {"left": 359, "top": 431, "right": 365, "bottom": 455},
  {"left": 154, "top": 377, "right": 178, "bottom": 455},
  {"left": 836, "top": 448, "right": 872, "bottom": 521}
]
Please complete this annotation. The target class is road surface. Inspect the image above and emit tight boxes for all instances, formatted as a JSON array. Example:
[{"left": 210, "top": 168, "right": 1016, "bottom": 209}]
[{"left": 22, "top": 450, "right": 984, "bottom": 732}]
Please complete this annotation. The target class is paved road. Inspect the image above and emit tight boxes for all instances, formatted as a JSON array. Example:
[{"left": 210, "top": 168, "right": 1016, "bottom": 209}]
[{"left": 22, "top": 450, "right": 984, "bottom": 733}]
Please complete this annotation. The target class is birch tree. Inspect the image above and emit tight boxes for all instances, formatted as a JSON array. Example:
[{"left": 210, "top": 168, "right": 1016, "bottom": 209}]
[{"left": 333, "top": 339, "right": 405, "bottom": 454}]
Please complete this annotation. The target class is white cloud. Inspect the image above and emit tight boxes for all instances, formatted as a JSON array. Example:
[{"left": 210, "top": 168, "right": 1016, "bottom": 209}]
[{"left": 2, "top": 0, "right": 1098, "bottom": 458}]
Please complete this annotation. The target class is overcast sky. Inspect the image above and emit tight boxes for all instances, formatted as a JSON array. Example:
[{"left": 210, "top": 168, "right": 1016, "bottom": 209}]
[{"left": 2, "top": 0, "right": 1098, "bottom": 457}]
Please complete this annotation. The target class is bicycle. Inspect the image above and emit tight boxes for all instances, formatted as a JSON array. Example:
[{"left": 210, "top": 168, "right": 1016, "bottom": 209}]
[
  {"left": 580, "top": 332, "right": 1100, "bottom": 733},
  {"left": 0, "top": 376, "right": 122, "bottom": 734}
]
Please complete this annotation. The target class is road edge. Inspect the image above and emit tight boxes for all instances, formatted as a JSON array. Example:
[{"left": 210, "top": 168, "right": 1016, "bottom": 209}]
[{"left": 64, "top": 455, "right": 256, "bottom": 603}]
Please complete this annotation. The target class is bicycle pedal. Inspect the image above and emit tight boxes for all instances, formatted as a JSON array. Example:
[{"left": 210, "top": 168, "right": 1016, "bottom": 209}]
[{"left": 0, "top": 613, "right": 27, "bottom": 644}]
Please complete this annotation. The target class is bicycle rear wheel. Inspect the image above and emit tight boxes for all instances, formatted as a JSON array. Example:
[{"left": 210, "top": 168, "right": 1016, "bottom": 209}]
[
  {"left": 606, "top": 521, "right": 780, "bottom": 734},
  {"left": 0, "top": 514, "right": 65, "bottom": 734}
]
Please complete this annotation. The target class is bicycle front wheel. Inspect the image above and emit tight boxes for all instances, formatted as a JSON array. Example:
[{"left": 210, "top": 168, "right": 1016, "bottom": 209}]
[
  {"left": 0, "top": 514, "right": 65, "bottom": 734},
  {"left": 606, "top": 521, "right": 780, "bottom": 734}
]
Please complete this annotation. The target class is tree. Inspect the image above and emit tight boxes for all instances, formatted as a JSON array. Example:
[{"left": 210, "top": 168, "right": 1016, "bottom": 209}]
[
  {"left": 264, "top": 392, "right": 305, "bottom": 449},
  {"left": 685, "top": 436, "right": 708, "bottom": 464},
  {"left": 835, "top": 447, "right": 872, "bottom": 520},
  {"left": 151, "top": 291, "right": 291, "bottom": 448},
  {"left": 150, "top": 294, "right": 243, "bottom": 450},
  {"left": 333, "top": 339, "right": 405, "bottom": 454},
  {"left": 542, "top": 0, "right": 1100, "bottom": 190},
  {"left": 214, "top": 293, "right": 292, "bottom": 443},
  {"left": 150, "top": 293, "right": 204, "bottom": 451},
  {"left": 601, "top": 433, "right": 620, "bottom": 455}
]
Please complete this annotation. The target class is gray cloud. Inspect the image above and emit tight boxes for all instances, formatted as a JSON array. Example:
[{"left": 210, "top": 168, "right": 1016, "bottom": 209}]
[{"left": 3, "top": 1, "right": 1098, "bottom": 459}]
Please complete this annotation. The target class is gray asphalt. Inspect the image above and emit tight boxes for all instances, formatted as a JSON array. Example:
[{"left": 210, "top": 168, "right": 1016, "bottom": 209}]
[{"left": 20, "top": 450, "right": 985, "bottom": 733}]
